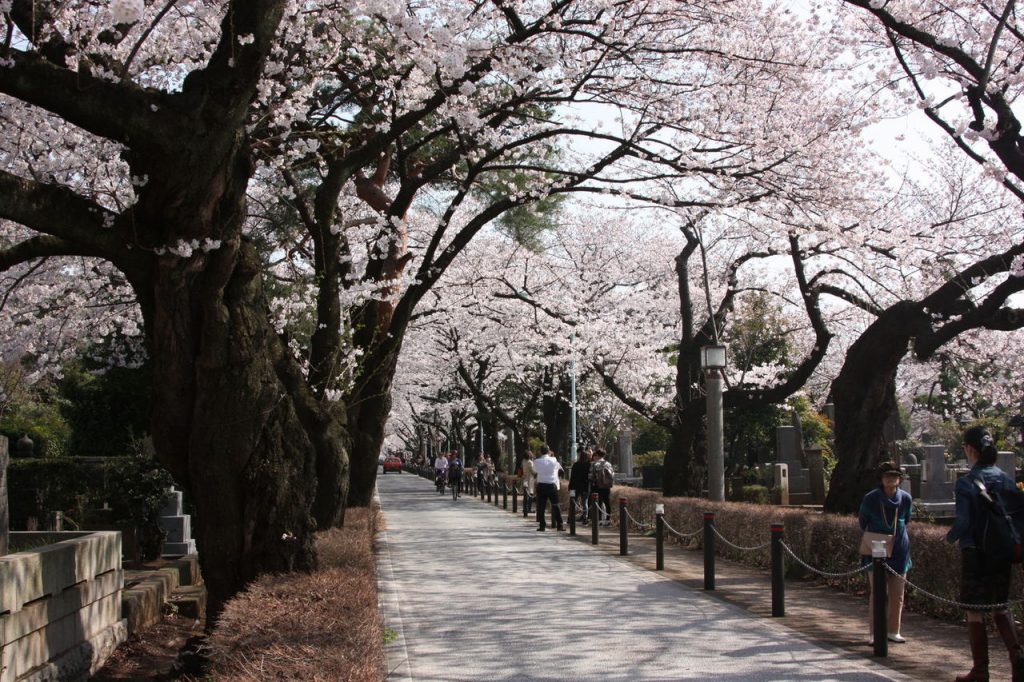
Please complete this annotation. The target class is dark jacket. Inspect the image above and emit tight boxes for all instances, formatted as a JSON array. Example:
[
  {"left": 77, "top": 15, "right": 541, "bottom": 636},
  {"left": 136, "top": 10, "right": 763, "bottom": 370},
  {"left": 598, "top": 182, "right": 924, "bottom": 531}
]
[
  {"left": 947, "top": 464, "right": 1016, "bottom": 550},
  {"left": 569, "top": 458, "right": 591, "bottom": 494}
]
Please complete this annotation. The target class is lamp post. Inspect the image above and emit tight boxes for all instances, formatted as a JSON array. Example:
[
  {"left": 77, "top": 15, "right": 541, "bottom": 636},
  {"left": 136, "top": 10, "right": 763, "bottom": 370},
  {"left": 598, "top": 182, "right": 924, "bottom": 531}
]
[
  {"left": 570, "top": 331, "right": 578, "bottom": 464},
  {"left": 701, "top": 344, "right": 727, "bottom": 502}
]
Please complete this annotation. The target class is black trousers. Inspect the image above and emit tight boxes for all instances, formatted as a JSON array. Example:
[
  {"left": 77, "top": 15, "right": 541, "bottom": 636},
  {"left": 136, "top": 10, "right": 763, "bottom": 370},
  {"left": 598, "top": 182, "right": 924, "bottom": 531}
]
[
  {"left": 535, "top": 483, "right": 563, "bottom": 530},
  {"left": 595, "top": 488, "right": 611, "bottom": 522}
]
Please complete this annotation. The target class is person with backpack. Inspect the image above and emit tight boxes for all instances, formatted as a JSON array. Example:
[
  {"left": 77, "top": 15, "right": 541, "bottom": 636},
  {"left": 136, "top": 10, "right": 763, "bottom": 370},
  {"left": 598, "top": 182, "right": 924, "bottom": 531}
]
[
  {"left": 590, "top": 448, "right": 615, "bottom": 527},
  {"left": 569, "top": 447, "right": 593, "bottom": 524},
  {"left": 448, "top": 452, "right": 463, "bottom": 498},
  {"left": 858, "top": 460, "right": 912, "bottom": 645},
  {"left": 947, "top": 426, "right": 1024, "bottom": 682}
]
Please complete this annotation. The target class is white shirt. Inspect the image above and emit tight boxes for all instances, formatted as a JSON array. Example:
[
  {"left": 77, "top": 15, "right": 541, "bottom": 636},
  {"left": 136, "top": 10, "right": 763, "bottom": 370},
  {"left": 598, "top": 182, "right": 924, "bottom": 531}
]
[
  {"left": 434, "top": 456, "right": 449, "bottom": 471},
  {"left": 533, "top": 454, "right": 562, "bottom": 484}
]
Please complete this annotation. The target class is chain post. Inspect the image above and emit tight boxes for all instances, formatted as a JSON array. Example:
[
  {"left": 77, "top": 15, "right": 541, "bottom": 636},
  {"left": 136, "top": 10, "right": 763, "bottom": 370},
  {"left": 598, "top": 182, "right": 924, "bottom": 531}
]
[
  {"left": 619, "top": 498, "right": 628, "bottom": 556},
  {"left": 771, "top": 523, "right": 785, "bottom": 617},
  {"left": 655, "top": 504, "right": 665, "bottom": 570},
  {"left": 502, "top": 481, "right": 508, "bottom": 509},
  {"left": 568, "top": 491, "right": 576, "bottom": 536},
  {"left": 704, "top": 512, "right": 715, "bottom": 591},
  {"left": 872, "top": 542, "right": 889, "bottom": 657},
  {"left": 512, "top": 485, "right": 518, "bottom": 514},
  {"left": 591, "top": 493, "right": 600, "bottom": 545}
]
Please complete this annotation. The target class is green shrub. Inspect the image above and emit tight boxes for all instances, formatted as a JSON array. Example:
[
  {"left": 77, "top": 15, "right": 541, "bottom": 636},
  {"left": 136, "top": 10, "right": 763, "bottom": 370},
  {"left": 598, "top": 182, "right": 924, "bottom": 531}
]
[
  {"left": 1, "top": 398, "right": 72, "bottom": 458},
  {"left": 635, "top": 450, "right": 665, "bottom": 467},
  {"left": 739, "top": 484, "right": 771, "bottom": 505}
]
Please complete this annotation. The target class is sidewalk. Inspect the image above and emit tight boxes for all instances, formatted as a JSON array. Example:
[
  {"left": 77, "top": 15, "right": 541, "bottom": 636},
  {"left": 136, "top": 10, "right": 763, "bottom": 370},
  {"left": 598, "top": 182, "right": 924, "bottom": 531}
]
[{"left": 375, "top": 473, "right": 990, "bottom": 681}]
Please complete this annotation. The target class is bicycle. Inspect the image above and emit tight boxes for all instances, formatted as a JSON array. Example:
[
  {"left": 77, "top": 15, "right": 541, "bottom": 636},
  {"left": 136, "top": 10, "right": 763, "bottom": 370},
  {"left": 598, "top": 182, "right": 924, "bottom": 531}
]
[
  {"left": 435, "top": 470, "right": 447, "bottom": 494},
  {"left": 450, "top": 474, "right": 461, "bottom": 500}
]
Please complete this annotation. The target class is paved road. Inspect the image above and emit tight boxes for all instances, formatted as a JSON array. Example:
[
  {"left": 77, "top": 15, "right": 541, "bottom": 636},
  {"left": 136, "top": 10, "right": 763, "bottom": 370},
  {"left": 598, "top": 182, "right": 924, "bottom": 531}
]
[{"left": 376, "top": 472, "right": 913, "bottom": 681}]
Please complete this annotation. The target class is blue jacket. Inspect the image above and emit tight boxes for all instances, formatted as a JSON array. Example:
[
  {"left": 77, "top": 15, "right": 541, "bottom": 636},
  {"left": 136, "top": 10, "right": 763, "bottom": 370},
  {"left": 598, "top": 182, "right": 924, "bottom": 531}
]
[
  {"left": 859, "top": 487, "right": 913, "bottom": 573},
  {"left": 947, "top": 464, "right": 1016, "bottom": 550}
]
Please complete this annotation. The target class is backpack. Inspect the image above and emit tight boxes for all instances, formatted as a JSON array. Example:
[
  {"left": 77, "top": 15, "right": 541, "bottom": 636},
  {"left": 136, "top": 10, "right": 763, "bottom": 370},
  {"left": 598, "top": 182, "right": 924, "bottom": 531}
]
[
  {"left": 595, "top": 461, "right": 614, "bottom": 489},
  {"left": 971, "top": 472, "right": 1024, "bottom": 564}
]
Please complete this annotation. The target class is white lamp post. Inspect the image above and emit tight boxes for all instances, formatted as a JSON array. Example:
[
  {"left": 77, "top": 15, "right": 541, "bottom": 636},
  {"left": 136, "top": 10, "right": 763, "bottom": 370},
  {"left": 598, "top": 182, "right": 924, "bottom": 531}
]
[
  {"left": 701, "top": 344, "right": 727, "bottom": 502},
  {"left": 570, "top": 331, "right": 578, "bottom": 464}
]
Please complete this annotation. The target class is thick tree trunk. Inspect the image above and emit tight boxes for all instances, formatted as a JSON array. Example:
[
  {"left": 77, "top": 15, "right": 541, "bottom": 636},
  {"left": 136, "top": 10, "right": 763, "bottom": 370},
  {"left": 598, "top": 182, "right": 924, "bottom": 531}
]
[
  {"left": 346, "top": 349, "right": 400, "bottom": 508},
  {"left": 541, "top": 375, "right": 572, "bottom": 462},
  {"left": 148, "top": 241, "right": 346, "bottom": 620},
  {"left": 662, "top": 403, "right": 705, "bottom": 496},
  {"left": 824, "top": 301, "right": 925, "bottom": 513}
]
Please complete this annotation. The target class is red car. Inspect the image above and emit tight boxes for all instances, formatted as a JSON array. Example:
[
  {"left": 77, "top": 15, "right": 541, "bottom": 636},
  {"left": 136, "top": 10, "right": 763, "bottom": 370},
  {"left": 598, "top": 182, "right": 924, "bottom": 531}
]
[{"left": 382, "top": 456, "right": 403, "bottom": 474}]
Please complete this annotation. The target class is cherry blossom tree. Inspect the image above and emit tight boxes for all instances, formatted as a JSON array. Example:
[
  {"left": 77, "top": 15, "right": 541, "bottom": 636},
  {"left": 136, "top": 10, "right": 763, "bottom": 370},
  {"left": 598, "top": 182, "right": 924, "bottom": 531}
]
[
  {"left": 822, "top": 0, "right": 1024, "bottom": 511},
  {"left": 5, "top": 0, "right": 855, "bottom": 611}
]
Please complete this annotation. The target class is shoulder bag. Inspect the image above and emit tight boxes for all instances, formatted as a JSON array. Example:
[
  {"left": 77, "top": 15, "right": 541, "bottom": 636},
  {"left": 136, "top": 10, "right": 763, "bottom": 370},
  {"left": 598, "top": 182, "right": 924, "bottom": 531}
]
[{"left": 859, "top": 499, "right": 898, "bottom": 557}]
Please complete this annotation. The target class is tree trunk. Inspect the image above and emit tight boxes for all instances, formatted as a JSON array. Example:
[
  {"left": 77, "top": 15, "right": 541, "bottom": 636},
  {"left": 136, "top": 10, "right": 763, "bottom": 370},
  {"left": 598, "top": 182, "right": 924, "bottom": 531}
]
[
  {"left": 541, "top": 372, "right": 572, "bottom": 462},
  {"left": 148, "top": 240, "right": 345, "bottom": 620},
  {"left": 824, "top": 301, "right": 925, "bottom": 513},
  {"left": 345, "top": 348, "right": 400, "bottom": 508},
  {"left": 662, "top": 402, "right": 705, "bottom": 496}
]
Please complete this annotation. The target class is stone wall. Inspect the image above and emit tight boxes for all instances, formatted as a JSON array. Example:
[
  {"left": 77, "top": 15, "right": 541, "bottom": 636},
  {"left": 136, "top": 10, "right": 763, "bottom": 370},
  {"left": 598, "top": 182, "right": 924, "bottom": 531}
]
[{"left": 0, "top": 531, "right": 126, "bottom": 682}]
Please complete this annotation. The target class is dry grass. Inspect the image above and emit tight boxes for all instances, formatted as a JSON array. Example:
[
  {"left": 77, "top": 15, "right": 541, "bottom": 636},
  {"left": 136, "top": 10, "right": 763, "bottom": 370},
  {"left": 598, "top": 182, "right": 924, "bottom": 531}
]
[{"left": 204, "top": 507, "right": 384, "bottom": 681}]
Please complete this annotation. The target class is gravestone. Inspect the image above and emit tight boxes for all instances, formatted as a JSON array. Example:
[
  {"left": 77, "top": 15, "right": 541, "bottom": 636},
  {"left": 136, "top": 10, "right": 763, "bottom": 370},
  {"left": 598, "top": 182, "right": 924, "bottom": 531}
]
[
  {"left": 1, "top": 435, "right": 8, "bottom": 555},
  {"left": 997, "top": 451, "right": 1017, "bottom": 480},
  {"left": 775, "top": 425, "right": 810, "bottom": 495},
  {"left": 159, "top": 487, "right": 197, "bottom": 556},
  {"left": 805, "top": 446, "right": 825, "bottom": 504},
  {"left": 767, "top": 462, "right": 789, "bottom": 505},
  {"left": 618, "top": 428, "right": 634, "bottom": 477},
  {"left": 920, "top": 445, "right": 953, "bottom": 501}
]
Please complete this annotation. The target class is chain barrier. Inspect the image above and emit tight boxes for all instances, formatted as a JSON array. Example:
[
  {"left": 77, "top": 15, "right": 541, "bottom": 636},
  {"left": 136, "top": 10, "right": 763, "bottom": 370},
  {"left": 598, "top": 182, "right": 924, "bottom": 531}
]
[
  {"left": 661, "top": 516, "right": 702, "bottom": 539},
  {"left": 882, "top": 562, "right": 1024, "bottom": 611},
  {"left": 623, "top": 507, "right": 652, "bottom": 531},
  {"left": 778, "top": 541, "right": 872, "bottom": 578},
  {"left": 710, "top": 524, "right": 770, "bottom": 551}
]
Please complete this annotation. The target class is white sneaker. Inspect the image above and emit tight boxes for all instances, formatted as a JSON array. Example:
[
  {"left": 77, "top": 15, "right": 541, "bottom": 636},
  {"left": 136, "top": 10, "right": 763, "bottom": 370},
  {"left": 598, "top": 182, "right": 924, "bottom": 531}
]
[{"left": 887, "top": 634, "right": 906, "bottom": 643}]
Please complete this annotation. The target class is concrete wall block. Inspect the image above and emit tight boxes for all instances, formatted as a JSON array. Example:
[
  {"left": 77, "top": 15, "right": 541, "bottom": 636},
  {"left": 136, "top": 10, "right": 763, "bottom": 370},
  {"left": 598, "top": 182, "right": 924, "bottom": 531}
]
[
  {"left": 0, "top": 532, "right": 120, "bottom": 615},
  {"left": 2, "top": 570, "right": 122, "bottom": 645},
  {"left": 1, "top": 591, "right": 122, "bottom": 680},
  {"left": 3, "top": 619, "right": 126, "bottom": 682}
]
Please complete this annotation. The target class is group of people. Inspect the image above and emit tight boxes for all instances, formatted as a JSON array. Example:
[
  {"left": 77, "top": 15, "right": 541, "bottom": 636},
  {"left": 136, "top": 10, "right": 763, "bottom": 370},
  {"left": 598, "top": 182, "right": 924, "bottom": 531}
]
[
  {"left": 860, "top": 426, "right": 1024, "bottom": 681},
  {"left": 432, "top": 450, "right": 464, "bottom": 495},
  {"left": 514, "top": 445, "right": 616, "bottom": 531}
]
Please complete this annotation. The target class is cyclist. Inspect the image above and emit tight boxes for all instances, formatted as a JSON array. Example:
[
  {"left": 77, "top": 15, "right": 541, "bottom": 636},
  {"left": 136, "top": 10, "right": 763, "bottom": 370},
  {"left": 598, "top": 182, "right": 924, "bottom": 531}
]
[
  {"left": 448, "top": 452, "right": 464, "bottom": 498},
  {"left": 434, "top": 451, "right": 449, "bottom": 493}
]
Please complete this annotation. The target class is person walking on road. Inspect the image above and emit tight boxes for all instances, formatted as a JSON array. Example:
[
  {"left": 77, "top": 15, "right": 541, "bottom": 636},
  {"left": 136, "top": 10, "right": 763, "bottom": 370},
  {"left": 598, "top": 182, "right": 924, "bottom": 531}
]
[
  {"left": 858, "top": 460, "right": 912, "bottom": 646},
  {"left": 448, "top": 452, "right": 463, "bottom": 498},
  {"left": 590, "top": 448, "right": 614, "bottom": 526},
  {"left": 521, "top": 450, "right": 536, "bottom": 516},
  {"left": 569, "top": 448, "right": 592, "bottom": 524},
  {"left": 533, "top": 445, "right": 563, "bottom": 532},
  {"left": 947, "top": 426, "right": 1024, "bottom": 682}
]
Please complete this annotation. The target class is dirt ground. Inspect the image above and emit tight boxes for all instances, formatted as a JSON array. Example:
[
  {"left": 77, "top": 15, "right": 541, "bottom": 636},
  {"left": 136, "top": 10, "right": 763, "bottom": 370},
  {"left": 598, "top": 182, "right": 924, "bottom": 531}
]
[{"left": 91, "top": 613, "right": 204, "bottom": 681}]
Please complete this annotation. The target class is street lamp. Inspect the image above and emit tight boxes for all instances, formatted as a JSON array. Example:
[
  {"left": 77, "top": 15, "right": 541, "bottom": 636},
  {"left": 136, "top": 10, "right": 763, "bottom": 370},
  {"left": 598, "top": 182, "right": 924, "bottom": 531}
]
[
  {"left": 701, "top": 344, "right": 727, "bottom": 502},
  {"left": 570, "top": 331, "right": 578, "bottom": 464}
]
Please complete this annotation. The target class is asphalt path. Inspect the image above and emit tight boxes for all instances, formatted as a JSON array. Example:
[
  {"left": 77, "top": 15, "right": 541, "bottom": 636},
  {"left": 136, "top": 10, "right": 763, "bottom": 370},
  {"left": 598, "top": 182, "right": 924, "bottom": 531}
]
[{"left": 376, "top": 471, "right": 914, "bottom": 682}]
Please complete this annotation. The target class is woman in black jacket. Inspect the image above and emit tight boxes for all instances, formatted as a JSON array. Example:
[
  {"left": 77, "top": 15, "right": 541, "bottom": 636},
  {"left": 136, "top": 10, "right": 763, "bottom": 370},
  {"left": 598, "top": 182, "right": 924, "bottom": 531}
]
[{"left": 569, "top": 448, "right": 593, "bottom": 523}]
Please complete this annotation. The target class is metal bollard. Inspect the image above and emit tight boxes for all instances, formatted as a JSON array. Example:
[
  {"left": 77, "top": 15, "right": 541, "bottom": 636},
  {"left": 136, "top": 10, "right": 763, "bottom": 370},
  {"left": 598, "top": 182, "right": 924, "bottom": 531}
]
[
  {"left": 704, "top": 512, "right": 716, "bottom": 591},
  {"left": 512, "top": 486, "right": 518, "bottom": 513},
  {"left": 872, "top": 542, "right": 889, "bottom": 657},
  {"left": 771, "top": 523, "right": 785, "bottom": 617},
  {"left": 502, "top": 482, "right": 508, "bottom": 509},
  {"left": 487, "top": 482, "right": 493, "bottom": 503},
  {"left": 619, "top": 498, "right": 628, "bottom": 556},
  {"left": 494, "top": 482, "right": 500, "bottom": 507},
  {"left": 568, "top": 491, "right": 576, "bottom": 536},
  {"left": 591, "top": 494, "right": 600, "bottom": 545},
  {"left": 655, "top": 504, "right": 665, "bottom": 570}
]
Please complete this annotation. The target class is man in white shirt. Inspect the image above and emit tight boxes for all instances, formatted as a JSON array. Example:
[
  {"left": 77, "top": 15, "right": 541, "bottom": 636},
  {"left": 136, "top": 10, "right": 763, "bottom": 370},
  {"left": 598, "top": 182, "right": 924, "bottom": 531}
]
[
  {"left": 532, "top": 445, "right": 564, "bottom": 531},
  {"left": 434, "top": 452, "right": 449, "bottom": 490}
]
